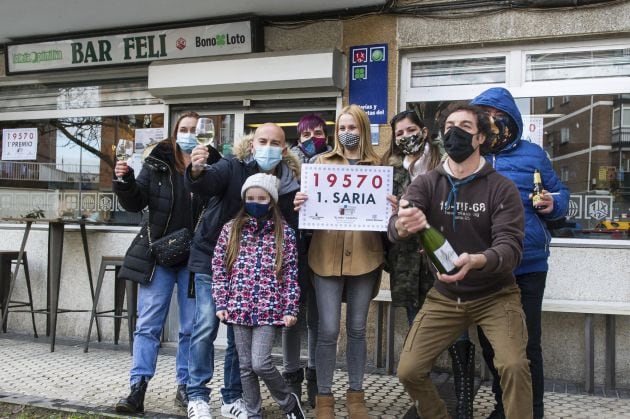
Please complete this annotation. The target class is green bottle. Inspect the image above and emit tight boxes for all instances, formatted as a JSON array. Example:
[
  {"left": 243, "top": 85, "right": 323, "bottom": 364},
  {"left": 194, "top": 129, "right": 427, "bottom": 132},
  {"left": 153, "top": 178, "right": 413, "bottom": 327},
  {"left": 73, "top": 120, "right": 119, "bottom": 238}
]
[{"left": 420, "top": 223, "right": 459, "bottom": 275}]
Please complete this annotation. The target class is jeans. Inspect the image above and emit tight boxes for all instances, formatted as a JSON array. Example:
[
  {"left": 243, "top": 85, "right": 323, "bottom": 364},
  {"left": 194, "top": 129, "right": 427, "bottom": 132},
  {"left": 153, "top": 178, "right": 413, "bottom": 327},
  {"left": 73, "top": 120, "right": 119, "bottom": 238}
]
[
  {"left": 478, "top": 271, "right": 546, "bottom": 419},
  {"left": 313, "top": 270, "right": 379, "bottom": 394},
  {"left": 234, "top": 325, "right": 296, "bottom": 418},
  {"left": 187, "top": 273, "right": 242, "bottom": 403},
  {"left": 130, "top": 265, "right": 195, "bottom": 385},
  {"left": 282, "top": 273, "right": 319, "bottom": 372},
  {"left": 398, "top": 286, "right": 532, "bottom": 419}
]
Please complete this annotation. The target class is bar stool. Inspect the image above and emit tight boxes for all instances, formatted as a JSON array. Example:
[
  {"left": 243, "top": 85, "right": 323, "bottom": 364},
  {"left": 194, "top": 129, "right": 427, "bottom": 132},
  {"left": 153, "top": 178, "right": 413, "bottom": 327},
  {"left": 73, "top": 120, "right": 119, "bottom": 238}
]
[
  {"left": 0, "top": 251, "right": 38, "bottom": 337},
  {"left": 84, "top": 256, "right": 137, "bottom": 354}
]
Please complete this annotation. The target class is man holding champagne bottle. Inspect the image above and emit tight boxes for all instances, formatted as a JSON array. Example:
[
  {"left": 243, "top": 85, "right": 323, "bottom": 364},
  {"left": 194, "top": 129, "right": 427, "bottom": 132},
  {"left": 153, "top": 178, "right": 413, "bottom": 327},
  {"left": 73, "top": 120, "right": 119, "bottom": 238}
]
[{"left": 389, "top": 103, "right": 533, "bottom": 419}]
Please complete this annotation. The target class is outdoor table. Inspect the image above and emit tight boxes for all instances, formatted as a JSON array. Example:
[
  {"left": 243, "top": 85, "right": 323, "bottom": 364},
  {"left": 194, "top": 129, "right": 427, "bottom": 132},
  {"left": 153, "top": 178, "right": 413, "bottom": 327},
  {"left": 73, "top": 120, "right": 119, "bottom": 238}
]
[{"left": 0, "top": 217, "right": 101, "bottom": 351}]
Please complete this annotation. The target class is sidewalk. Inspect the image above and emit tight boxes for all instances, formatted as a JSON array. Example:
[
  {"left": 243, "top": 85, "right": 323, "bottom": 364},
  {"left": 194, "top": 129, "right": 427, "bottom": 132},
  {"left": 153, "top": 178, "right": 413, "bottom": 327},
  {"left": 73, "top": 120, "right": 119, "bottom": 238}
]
[{"left": 0, "top": 333, "right": 629, "bottom": 418}]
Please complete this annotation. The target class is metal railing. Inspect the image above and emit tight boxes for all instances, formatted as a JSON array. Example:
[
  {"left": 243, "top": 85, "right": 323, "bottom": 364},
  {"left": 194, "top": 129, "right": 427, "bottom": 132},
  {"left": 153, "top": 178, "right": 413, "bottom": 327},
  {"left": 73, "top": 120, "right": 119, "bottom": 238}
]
[{"left": 0, "top": 162, "right": 100, "bottom": 183}]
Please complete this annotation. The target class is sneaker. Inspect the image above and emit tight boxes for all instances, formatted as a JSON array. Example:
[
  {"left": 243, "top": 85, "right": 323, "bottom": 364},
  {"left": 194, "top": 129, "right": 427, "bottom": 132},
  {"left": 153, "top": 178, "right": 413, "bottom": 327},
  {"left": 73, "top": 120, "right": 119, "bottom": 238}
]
[
  {"left": 188, "top": 399, "right": 212, "bottom": 419},
  {"left": 175, "top": 384, "right": 188, "bottom": 409},
  {"left": 285, "top": 393, "right": 305, "bottom": 419},
  {"left": 221, "top": 398, "right": 247, "bottom": 419}
]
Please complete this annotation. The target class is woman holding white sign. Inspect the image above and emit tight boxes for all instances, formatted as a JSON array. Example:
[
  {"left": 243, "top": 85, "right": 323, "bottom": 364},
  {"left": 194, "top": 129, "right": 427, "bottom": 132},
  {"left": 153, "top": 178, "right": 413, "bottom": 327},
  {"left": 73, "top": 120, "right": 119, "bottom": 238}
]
[{"left": 293, "top": 104, "right": 383, "bottom": 419}]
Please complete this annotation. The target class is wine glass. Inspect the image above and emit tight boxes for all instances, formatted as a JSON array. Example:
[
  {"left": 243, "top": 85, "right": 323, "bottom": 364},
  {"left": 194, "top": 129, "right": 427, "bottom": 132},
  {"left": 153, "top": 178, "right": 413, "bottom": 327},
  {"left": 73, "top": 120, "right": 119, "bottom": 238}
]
[
  {"left": 115, "top": 139, "right": 134, "bottom": 183},
  {"left": 194, "top": 117, "right": 215, "bottom": 169}
]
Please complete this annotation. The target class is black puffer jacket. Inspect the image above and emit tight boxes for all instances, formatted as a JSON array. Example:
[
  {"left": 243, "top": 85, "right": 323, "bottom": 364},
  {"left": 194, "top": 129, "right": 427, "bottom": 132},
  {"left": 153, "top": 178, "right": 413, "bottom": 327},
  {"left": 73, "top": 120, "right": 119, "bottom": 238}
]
[
  {"left": 114, "top": 141, "right": 205, "bottom": 284},
  {"left": 186, "top": 137, "right": 301, "bottom": 280}
]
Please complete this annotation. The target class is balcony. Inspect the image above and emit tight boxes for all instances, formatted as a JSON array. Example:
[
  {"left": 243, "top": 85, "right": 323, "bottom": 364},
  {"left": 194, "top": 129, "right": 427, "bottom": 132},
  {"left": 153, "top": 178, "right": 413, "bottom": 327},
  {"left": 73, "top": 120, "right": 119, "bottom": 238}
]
[{"left": 611, "top": 127, "right": 630, "bottom": 147}]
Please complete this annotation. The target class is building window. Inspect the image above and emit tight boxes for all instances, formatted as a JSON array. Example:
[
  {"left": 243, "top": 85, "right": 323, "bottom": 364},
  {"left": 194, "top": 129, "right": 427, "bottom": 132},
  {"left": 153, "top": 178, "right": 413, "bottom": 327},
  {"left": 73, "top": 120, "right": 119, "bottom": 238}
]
[
  {"left": 562, "top": 96, "right": 571, "bottom": 104},
  {"left": 561, "top": 166, "right": 570, "bottom": 182},
  {"left": 560, "top": 127, "right": 570, "bottom": 144},
  {"left": 546, "top": 97, "right": 554, "bottom": 110},
  {"left": 525, "top": 47, "right": 630, "bottom": 82},
  {"left": 410, "top": 56, "right": 506, "bottom": 88}
]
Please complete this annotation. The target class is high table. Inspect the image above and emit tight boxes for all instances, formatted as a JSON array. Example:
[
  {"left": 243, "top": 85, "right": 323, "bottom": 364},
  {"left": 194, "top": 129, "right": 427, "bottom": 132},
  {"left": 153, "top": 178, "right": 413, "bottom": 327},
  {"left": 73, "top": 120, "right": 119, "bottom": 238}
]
[{"left": 0, "top": 217, "right": 101, "bottom": 351}]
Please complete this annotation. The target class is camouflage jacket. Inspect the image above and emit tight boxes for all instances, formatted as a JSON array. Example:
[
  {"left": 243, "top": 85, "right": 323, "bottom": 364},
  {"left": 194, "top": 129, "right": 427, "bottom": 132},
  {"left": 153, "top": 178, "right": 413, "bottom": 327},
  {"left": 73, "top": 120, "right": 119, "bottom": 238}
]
[{"left": 386, "top": 163, "right": 435, "bottom": 309}]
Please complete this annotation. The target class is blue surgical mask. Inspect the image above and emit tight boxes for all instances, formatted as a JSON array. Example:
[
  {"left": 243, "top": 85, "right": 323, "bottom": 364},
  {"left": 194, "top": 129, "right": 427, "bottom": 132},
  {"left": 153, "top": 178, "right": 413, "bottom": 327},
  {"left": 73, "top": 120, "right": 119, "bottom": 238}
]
[
  {"left": 245, "top": 202, "right": 270, "bottom": 218},
  {"left": 176, "top": 133, "right": 197, "bottom": 153},
  {"left": 254, "top": 146, "right": 283, "bottom": 172}
]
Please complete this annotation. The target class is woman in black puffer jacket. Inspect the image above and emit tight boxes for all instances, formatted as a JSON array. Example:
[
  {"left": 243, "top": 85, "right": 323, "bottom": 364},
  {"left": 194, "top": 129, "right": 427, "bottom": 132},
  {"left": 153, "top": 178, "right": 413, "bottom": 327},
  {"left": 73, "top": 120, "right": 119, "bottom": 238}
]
[{"left": 113, "top": 111, "right": 212, "bottom": 414}]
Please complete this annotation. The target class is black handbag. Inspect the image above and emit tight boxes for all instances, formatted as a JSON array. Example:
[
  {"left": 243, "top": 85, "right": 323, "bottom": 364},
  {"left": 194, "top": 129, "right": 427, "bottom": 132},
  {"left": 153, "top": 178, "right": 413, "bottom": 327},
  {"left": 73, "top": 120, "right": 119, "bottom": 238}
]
[
  {"left": 147, "top": 205, "right": 205, "bottom": 267},
  {"left": 148, "top": 226, "right": 192, "bottom": 267}
]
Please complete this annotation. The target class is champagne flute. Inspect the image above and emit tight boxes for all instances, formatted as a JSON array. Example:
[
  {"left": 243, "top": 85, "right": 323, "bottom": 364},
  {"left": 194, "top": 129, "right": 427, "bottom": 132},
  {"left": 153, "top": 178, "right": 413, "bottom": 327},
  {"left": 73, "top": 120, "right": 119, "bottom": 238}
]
[
  {"left": 194, "top": 117, "right": 215, "bottom": 169},
  {"left": 115, "top": 139, "right": 134, "bottom": 183}
]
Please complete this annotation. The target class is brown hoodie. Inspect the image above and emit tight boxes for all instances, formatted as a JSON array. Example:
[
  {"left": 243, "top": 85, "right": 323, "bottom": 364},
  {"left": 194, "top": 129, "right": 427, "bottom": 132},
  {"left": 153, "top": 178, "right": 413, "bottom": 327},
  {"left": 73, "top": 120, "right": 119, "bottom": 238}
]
[{"left": 389, "top": 162, "right": 524, "bottom": 302}]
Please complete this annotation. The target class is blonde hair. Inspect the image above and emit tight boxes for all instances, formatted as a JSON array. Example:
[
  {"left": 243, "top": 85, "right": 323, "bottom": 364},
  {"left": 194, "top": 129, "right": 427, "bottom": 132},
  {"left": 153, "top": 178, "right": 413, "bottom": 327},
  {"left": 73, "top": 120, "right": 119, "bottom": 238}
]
[
  {"left": 224, "top": 200, "right": 286, "bottom": 279},
  {"left": 332, "top": 104, "right": 381, "bottom": 164}
]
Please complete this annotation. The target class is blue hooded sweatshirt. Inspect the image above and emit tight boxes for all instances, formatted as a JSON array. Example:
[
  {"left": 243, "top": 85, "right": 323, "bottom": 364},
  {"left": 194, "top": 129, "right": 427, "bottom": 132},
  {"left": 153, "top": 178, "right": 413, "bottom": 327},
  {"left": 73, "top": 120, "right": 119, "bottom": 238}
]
[{"left": 471, "top": 87, "right": 569, "bottom": 275}]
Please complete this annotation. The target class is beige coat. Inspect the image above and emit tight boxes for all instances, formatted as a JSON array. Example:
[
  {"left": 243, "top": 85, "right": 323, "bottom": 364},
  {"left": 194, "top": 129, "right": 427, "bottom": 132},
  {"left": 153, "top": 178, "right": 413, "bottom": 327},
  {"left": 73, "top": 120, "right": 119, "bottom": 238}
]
[{"left": 307, "top": 150, "right": 385, "bottom": 277}]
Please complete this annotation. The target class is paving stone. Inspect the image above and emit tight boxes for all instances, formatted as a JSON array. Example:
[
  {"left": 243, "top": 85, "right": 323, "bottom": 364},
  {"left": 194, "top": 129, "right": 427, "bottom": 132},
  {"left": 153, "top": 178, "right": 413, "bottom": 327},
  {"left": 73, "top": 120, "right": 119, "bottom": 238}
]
[{"left": 1, "top": 333, "right": 630, "bottom": 418}]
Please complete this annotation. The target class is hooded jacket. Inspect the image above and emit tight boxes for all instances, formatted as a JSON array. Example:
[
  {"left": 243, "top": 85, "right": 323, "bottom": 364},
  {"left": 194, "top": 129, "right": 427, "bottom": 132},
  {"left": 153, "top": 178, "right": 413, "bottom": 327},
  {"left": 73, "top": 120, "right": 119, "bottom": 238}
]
[
  {"left": 389, "top": 162, "right": 524, "bottom": 302},
  {"left": 471, "top": 87, "right": 569, "bottom": 275},
  {"left": 185, "top": 137, "right": 301, "bottom": 279},
  {"left": 212, "top": 217, "right": 299, "bottom": 326},
  {"left": 114, "top": 141, "right": 204, "bottom": 284}
]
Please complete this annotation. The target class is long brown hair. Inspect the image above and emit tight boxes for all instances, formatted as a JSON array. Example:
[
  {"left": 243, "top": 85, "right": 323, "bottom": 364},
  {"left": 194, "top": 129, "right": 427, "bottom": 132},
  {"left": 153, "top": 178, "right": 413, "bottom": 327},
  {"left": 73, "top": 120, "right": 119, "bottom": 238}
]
[
  {"left": 382, "top": 109, "right": 442, "bottom": 176},
  {"left": 224, "top": 201, "right": 286, "bottom": 279},
  {"left": 331, "top": 104, "right": 381, "bottom": 165},
  {"left": 168, "top": 111, "right": 199, "bottom": 174}
]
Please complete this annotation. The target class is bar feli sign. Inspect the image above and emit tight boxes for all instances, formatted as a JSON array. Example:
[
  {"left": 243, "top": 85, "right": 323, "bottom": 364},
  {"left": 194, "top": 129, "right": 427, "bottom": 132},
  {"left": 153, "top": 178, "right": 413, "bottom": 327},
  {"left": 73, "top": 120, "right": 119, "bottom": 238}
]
[{"left": 6, "top": 20, "right": 255, "bottom": 74}]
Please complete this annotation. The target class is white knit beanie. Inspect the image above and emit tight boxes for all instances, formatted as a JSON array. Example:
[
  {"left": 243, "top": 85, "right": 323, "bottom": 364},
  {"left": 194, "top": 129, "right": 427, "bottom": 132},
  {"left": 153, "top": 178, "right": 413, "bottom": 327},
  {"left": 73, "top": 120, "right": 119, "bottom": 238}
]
[{"left": 241, "top": 173, "right": 280, "bottom": 203}]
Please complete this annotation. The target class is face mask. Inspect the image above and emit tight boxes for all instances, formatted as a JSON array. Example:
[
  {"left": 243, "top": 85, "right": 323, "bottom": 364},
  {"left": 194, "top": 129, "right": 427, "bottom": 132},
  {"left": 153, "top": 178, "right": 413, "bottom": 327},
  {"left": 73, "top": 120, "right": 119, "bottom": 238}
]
[
  {"left": 338, "top": 132, "right": 360, "bottom": 149},
  {"left": 488, "top": 115, "right": 515, "bottom": 153},
  {"left": 176, "top": 133, "right": 197, "bottom": 153},
  {"left": 245, "top": 202, "right": 270, "bottom": 218},
  {"left": 443, "top": 126, "right": 477, "bottom": 163},
  {"left": 254, "top": 146, "right": 283, "bottom": 171},
  {"left": 300, "top": 136, "right": 327, "bottom": 158},
  {"left": 395, "top": 133, "right": 425, "bottom": 156}
]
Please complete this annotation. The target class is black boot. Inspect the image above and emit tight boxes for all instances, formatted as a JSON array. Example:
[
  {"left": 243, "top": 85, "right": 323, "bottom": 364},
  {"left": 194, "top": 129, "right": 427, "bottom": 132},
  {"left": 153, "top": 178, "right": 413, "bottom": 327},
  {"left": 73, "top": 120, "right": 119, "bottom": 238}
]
[
  {"left": 305, "top": 367, "right": 317, "bottom": 408},
  {"left": 402, "top": 403, "right": 421, "bottom": 419},
  {"left": 282, "top": 368, "right": 304, "bottom": 403},
  {"left": 175, "top": 384, "right": 188, "bottom": 409},
  {"left": 115, "top": 377, "right": 148, "bottom": 413},
  {"left": 448, "top": 341, "right": 476, "bottom": 419}
]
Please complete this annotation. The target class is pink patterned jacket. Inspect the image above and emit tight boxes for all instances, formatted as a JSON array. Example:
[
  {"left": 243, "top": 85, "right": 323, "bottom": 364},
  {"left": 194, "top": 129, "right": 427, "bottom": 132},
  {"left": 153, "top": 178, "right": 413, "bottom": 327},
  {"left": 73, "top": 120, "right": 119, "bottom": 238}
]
[{"left": 212, "top": 216, "right": 299, "bottom": 326}]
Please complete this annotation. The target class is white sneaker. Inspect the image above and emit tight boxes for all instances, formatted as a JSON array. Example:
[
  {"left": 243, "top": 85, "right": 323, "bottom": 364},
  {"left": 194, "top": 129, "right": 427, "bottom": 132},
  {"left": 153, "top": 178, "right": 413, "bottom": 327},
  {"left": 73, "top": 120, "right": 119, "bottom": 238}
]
[
  {"left": 188, "top": 399, "right": 212, "bottom": 419},
  {"left": 221, "top": 398, "right": 247, "bottom": 419}
]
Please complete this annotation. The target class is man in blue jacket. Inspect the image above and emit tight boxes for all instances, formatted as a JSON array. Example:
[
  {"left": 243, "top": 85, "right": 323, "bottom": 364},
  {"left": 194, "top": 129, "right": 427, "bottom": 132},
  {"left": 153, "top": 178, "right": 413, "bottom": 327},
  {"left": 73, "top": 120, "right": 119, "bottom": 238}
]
[{"left": 471, "top": 87, "right": 569, "bottom": 419}]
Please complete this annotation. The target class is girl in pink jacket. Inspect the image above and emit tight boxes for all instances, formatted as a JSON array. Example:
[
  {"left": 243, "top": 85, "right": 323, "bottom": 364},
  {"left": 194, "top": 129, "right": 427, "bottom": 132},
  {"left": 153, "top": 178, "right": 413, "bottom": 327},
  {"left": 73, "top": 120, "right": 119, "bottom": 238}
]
[{"left": 212, "top": 173, "right": 304, "bottom": 419}]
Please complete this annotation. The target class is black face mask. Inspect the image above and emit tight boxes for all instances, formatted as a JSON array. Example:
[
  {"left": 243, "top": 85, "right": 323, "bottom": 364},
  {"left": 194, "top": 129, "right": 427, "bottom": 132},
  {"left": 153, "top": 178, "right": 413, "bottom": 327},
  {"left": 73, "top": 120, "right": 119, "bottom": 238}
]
[{"left": 443, "top": 126, "right": 477, "bottom": 163}]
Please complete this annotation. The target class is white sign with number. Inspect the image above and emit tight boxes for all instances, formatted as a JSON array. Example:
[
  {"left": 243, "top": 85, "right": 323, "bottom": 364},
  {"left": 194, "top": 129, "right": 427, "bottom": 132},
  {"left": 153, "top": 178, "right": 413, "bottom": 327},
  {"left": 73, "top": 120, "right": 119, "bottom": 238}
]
[
  {"left": 2, "top": 128, "right": 38, "bottom": 160},
  {"left": 521, "top": 116, "right": 544, "bottom": 148},
  {"left": 299, "top": 164, "right": 393, "bottom": 231}
]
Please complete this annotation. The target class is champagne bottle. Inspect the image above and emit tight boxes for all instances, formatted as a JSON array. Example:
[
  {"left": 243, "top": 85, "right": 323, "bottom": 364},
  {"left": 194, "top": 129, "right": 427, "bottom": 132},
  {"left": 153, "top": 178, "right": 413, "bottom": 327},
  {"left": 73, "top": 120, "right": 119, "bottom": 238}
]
[
  {"left": 532, "top": 169, "right": 544, "bottom": 209},
  {"left": 420, "top": 223, "right": 459, "bottom": 275}
]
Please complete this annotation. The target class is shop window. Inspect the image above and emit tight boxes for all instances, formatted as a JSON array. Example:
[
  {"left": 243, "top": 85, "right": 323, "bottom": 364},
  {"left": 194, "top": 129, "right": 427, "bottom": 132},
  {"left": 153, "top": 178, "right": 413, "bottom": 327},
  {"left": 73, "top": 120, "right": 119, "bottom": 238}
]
[
  {"left": 410, "top": 56, "right": 506, "bottom": 88},
  {"left": 405, "top": 93, "right": 630, "bottom": 240},
  {"left": 0, "top": 113, "right": 164, "bottom": 225}
]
